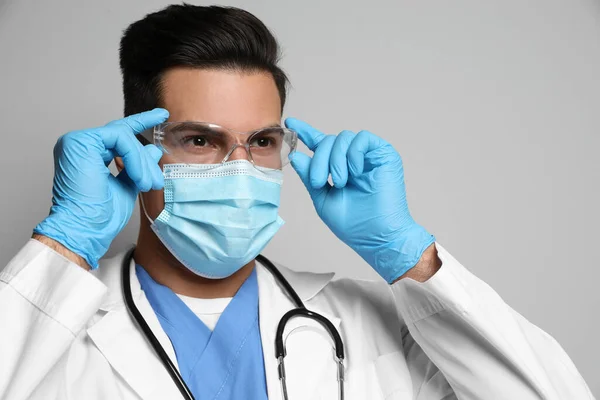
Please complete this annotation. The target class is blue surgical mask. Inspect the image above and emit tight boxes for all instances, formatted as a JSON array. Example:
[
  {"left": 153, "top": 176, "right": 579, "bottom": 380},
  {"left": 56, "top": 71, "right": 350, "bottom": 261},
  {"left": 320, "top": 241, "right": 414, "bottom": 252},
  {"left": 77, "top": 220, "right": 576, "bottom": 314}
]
[{"left": 142, "top": 160, "right": 284, "bottom": 279}]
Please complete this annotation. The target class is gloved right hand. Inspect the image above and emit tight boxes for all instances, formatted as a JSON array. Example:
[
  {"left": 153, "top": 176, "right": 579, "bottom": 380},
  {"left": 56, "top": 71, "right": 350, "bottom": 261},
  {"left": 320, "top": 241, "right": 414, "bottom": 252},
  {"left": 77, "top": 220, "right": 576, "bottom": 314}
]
[{"left": 33, "top": 109, "right": 169, "bottom": 269}]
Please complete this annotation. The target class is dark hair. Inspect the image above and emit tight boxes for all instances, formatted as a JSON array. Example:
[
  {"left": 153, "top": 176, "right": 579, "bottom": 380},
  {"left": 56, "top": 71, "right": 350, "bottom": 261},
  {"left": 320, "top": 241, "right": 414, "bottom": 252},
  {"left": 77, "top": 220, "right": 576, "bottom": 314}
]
[{"left": 119, "top": 4, "right": 289, "bottom": 117}]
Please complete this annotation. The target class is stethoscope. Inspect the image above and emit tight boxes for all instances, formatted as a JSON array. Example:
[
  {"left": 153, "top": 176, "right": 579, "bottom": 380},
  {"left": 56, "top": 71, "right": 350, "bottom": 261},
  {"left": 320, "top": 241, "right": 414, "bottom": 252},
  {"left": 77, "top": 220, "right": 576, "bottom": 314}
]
[{"left": 121, "top": 247, "right": 346, "bottom": 400}]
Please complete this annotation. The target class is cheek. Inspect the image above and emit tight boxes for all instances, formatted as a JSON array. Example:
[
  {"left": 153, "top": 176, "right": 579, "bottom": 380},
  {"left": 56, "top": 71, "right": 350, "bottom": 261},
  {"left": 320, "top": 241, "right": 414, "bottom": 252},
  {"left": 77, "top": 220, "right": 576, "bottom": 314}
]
[{"left": 159, "top": 153, "right": 179, "bottom": 165}]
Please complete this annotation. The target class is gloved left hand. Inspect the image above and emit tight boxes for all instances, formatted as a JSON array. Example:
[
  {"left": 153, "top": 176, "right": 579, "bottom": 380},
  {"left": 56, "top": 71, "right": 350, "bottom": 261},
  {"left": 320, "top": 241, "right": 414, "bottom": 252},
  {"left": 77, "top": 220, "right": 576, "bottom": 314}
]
[
  {"left": 33, "top": 110, "right": 168, "bottom": 269},
  {"left": 285, "top": 118, "right": 435, "bottom": 284}
]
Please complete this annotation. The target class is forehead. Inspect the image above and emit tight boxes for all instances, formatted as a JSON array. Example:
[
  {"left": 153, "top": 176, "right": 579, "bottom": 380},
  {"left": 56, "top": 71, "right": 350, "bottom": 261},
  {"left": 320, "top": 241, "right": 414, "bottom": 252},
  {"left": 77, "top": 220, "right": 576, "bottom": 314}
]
[{"left": 160, "top": 67, "right": 282, "bottom": 132}]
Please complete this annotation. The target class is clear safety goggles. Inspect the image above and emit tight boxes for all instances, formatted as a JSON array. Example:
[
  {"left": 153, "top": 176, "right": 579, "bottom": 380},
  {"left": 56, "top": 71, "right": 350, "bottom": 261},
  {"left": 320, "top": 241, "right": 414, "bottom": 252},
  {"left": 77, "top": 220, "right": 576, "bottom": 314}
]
[{"left": 141, "top": 122, "right": 298, "bottom": 170}]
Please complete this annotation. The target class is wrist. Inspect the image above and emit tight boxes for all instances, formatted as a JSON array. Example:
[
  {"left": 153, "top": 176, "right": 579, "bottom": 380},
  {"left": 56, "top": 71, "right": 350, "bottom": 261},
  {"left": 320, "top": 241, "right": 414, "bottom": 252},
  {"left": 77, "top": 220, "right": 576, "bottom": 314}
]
[{"left": 32, "top": 233, "right": 91, "bottom": 271}]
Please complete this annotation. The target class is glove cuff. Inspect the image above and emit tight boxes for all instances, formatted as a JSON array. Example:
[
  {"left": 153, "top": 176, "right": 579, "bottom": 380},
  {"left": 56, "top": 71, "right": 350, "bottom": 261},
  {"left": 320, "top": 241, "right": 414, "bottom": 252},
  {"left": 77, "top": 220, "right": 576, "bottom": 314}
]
[
  {"left": 33, "top": 215, "right": 104, "bottom": 269},
  {"left": 371, "top": 225, "right": 436, "bottom": 284}
]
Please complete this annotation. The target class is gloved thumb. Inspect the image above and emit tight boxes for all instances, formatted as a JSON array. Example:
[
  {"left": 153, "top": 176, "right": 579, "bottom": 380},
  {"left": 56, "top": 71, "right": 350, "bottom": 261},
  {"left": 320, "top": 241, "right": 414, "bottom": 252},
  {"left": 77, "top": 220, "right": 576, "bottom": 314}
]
[
  {"left": 290, "top": 152, "right": 315, "bottom": 196},
  {"left": 116, "top": 168, "right": 141, "bottom": 198},
  {"left": 145, "top": 144, "right": 163, "bottom": 163}
]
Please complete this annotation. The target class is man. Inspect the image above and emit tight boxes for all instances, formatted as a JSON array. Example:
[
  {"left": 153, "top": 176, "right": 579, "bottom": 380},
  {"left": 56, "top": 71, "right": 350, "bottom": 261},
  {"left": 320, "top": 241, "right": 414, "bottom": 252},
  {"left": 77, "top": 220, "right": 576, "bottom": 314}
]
[{"left": 0, "top": 4, "right": 594, "bottom": 400}]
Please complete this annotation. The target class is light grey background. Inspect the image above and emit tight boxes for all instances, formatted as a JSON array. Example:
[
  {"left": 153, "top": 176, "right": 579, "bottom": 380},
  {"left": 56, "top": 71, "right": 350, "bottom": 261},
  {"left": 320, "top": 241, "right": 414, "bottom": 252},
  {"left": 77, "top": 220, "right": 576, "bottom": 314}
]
[{"left": 0, "top": 0, "right": 598, "bottom": 394}]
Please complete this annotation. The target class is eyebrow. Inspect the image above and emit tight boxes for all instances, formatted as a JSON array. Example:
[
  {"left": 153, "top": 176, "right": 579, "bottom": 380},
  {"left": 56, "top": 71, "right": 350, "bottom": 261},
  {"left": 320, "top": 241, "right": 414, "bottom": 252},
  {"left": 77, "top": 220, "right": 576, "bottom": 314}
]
[
  {"left": 254, "top": 123, "right": 284, "bottom": 131},
  {"left": 248, "top": 123, "right": 282, "bottom": 131},
  {"left": 168, "top": 122, "right": 216, "bottom": 134}
]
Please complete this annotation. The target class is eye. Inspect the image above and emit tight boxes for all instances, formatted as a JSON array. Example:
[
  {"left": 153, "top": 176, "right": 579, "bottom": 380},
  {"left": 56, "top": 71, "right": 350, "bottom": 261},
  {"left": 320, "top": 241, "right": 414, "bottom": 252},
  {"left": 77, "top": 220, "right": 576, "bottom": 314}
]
[
  {"left": 252, "top": 137, "right": 273, "bottom": 147},
  {"left": 183, "top": 135, "right": 208, "bottom": 147}
]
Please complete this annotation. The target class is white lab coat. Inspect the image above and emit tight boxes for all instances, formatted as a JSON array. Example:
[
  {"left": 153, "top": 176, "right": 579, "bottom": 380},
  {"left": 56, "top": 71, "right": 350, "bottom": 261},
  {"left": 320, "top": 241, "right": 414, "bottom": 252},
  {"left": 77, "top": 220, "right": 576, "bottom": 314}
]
[{"left": 0, "top": 239, "right": 594, "bottom": 400}]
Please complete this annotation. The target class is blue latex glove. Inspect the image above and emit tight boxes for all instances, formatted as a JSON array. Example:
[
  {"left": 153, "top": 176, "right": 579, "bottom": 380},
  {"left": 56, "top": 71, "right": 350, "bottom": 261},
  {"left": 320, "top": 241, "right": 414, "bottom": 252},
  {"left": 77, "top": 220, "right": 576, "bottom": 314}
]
[
  {"left": 285, "top": 118, "right": 435, "bottom": 283},
  {"left": 33, "top": 109, "right": 168, "bottom": 269}
]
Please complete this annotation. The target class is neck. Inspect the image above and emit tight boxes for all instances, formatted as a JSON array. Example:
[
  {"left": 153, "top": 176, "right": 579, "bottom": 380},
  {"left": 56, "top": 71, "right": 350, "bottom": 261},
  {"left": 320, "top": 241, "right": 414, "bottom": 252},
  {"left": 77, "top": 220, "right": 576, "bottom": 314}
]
[{"left": 134, "top": 215, "right": 254, "bottom": 299}]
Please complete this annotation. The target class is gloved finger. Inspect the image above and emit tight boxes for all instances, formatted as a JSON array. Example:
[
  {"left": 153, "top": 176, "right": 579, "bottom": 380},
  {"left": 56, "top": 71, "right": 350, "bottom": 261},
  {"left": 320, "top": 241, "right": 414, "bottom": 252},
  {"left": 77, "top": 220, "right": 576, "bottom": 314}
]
[
  {"left": 144, "top": 144, "right": 165, "bottom": 190},
  {"left": 98, "top": 124, "right": 148, "bottom": 191},
  {"left": 330, "top": 131, "right": 355, "bottom": 188},
  {"left": 309, "top": 135, "right": 336, "bottom": 189},
  {"left": 290, "top": 151, "right": 328, "bottom": 197},
  {"left": 105, "top": 108, "right": 169, "bottom": 135},
  {"left": 347, "top": 130, "right": 387, "bottom": 177},
  {"left": 285, "top": 117, "right": 327, "bottom": 152}
]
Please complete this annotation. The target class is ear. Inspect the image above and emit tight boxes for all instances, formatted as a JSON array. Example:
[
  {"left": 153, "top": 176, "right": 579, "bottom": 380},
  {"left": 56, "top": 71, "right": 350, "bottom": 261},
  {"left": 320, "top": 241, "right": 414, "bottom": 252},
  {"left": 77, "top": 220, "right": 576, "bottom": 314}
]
[{"left": 115, "top": 156, "right": 124, "bottom": 172}]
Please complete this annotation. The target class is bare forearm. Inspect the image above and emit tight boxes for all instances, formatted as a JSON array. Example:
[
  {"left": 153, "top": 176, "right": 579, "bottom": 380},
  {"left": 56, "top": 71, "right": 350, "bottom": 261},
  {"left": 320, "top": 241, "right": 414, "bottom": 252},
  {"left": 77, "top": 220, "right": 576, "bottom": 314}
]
[
  {"left": 32, "top": 233, "right": 91, "bottom": 271},
  {"left": 393, "top": 243, "right": 441, "bottom": 283}
]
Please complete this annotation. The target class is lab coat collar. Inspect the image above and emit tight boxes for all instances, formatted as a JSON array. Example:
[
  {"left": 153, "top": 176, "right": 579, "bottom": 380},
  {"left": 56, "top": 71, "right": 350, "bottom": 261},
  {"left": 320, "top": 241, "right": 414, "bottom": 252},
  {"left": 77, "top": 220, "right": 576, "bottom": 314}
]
[{"left": 92, "top": 247, "right": 336, "bottom": 312}]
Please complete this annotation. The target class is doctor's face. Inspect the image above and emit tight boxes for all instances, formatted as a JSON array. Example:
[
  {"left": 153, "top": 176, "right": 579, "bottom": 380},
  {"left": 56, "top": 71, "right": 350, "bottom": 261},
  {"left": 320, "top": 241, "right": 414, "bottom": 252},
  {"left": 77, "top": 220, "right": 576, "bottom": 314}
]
[{"left": 141, "top": 67, "right": 283, "bottom": 219}]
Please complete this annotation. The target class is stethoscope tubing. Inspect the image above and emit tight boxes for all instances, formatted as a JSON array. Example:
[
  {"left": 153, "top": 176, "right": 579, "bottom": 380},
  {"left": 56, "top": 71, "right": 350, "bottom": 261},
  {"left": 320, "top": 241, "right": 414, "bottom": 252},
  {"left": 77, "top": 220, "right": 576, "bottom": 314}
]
[{"left": 122, "top": 248, "right": 196, "bottom": 399}]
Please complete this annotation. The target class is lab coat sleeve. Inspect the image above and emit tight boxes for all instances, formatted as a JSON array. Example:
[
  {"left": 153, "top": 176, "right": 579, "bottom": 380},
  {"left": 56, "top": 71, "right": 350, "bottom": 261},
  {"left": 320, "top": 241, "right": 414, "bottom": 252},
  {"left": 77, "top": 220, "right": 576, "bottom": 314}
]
[
  {"left": 390, "top": 243, "right": 595, "bottom": 400},
  {"left": 0, "top": 239, "right": 107, "bottom": 400}
]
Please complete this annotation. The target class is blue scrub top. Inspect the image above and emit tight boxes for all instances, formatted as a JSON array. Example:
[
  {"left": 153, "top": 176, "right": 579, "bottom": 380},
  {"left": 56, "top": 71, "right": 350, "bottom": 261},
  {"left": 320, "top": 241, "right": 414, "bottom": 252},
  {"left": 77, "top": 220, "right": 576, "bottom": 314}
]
[{"left": 136, "top": 265, "right": 268, "bottom": 400}]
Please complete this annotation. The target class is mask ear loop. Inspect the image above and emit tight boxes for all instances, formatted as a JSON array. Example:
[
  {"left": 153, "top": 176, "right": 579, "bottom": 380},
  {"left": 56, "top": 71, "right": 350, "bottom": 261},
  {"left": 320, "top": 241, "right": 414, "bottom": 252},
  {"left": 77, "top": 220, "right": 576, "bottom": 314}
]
[{"left": 139, "top": 193, "right": 155, "bottom": 225}]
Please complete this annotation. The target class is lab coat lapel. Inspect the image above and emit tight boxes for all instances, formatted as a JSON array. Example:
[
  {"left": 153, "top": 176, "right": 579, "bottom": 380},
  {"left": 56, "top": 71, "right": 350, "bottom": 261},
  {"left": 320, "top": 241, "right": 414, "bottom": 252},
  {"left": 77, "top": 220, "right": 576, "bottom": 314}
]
[
  {"left": 87, "top": 255, "right": 182, "bottom": 400},
  {"left": 257, "top": 261, "right": 341, "bottom": 400}
]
